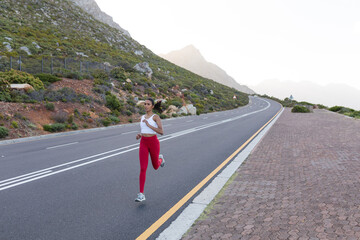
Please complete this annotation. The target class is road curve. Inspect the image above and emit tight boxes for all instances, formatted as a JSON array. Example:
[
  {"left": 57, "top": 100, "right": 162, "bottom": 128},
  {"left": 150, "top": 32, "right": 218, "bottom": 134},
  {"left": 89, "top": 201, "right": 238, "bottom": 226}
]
[{"left": 0, "top": 96, "right": 281, "bottom": 239}]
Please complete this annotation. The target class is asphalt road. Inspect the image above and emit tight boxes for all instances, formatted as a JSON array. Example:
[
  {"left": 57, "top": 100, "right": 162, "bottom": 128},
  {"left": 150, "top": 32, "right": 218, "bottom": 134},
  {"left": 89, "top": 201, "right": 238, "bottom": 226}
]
[{"left": 0, "top": 96, "right": 281, "bottom": 240}]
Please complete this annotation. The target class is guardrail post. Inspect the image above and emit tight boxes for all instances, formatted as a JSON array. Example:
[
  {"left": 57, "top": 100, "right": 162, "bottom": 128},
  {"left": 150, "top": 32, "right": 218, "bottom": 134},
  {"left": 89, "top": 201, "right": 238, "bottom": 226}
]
[{"left": 51, "top": 58, "right": 53, "bottom": 74}]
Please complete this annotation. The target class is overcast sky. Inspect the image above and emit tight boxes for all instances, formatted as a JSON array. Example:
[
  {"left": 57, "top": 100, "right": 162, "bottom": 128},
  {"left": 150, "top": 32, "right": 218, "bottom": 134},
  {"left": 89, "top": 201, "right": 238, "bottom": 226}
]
[{"left": 95, "top": 0, "right": 360, "bottom": 91}]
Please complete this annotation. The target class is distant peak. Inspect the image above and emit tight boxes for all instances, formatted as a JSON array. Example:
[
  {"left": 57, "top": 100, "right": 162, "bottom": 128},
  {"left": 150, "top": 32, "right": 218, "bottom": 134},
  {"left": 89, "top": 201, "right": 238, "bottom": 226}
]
[
  {"left": 182, "top": 44, "right": 198, "bottom": 51},
  {"left": 164, "top": 45, "right": 205, "bottom": 61}
]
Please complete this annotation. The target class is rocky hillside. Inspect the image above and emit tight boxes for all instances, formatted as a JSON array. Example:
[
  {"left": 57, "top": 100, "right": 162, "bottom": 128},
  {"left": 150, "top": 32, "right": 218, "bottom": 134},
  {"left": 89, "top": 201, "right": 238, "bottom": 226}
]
[
  {"left": 160, "top": 45, "right": 255, "bottom": 94},
  {"left": 70, "top": 0, "right": 130, "bottom": 37},
  {"left": 0, "top": 0, "right": 249, "bottom": 140}
]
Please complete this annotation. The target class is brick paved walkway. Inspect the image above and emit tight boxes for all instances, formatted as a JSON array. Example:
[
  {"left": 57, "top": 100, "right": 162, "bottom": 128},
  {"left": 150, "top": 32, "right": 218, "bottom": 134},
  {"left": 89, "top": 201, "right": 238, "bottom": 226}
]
[{"left": 183, "top": 108, "right": 360, "bottom": 240}]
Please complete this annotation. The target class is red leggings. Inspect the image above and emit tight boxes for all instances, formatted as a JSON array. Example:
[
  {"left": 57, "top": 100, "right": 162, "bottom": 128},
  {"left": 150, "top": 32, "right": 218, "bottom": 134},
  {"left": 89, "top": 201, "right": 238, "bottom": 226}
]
[{"left": 139, "top": 135, "right": 162, "bottom": 193}]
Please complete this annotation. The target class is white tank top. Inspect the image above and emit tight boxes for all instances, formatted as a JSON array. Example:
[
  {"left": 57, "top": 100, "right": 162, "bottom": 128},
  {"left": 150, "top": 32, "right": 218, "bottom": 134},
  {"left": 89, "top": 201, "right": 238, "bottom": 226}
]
[{"left": 140, "top": 114, "right": 158, "bottom": 134}]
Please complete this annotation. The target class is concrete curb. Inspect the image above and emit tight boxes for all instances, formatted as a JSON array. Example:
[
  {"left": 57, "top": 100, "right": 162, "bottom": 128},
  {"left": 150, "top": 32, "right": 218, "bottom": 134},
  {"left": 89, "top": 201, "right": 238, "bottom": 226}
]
[{"left": 157, "top": 107, "right": 284, "bottom": 240}]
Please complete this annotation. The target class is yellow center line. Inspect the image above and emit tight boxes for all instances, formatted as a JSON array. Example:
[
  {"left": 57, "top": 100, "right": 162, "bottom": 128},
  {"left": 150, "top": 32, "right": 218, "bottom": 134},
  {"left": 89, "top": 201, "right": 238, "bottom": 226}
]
[{"left": 136, "top": 107, "right": 283, "bottom": 240}]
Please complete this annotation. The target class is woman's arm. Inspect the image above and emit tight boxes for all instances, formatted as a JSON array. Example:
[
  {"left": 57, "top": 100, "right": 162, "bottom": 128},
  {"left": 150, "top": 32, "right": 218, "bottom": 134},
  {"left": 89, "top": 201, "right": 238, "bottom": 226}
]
[{"left": 144, "top": 115, "right": 164, "bottom": 135}]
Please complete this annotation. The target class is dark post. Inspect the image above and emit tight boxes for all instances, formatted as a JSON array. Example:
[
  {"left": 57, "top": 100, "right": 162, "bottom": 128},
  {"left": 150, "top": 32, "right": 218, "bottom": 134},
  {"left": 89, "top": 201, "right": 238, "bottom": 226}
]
[{"left": 51, "top": 58, "right": 53, "bottom": 74}]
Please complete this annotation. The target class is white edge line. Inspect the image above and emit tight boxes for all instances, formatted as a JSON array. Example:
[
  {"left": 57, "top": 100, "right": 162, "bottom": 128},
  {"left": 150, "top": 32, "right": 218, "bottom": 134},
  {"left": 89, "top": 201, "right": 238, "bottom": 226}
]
[
  {"left": 121, "top": 131, "right": 138, "bottom": 135},
  {"left": 0, "top": 143, "right": 140, "bottom": 185},
  {"left": 0, "top": 170, "right": 53, "bottom": 188},
  {"left": 0, "top": 98, "right": 272, "bottom": 192},
  {"left": 0, "top": 169, "right": 51, "bottom": 184},
  {"left": 46, "top": 142, "right": 79, "bottom": 150},
  {"left": 156, "top": 106, "right": 284, "bottom": 240},
  {"left": 0, "top": 148, "right": 139, "bottom": 192}
]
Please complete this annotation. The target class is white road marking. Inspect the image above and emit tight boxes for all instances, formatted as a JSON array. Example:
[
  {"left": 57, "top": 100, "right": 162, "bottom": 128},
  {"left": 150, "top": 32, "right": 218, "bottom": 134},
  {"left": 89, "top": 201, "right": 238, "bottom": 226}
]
[
  {"left": 163, "top": 124, "right": 172, "bottom": 127},
  {"left": 121, "top": 130, "right": 138, "bottom": 135},
  {"left": 46, "top": 142, "right": 78, "bottom": 149},
  {"left": 0, "top": 99, "right": 271, "bottom": 192},
  {"left": 186, "top": 120, "right": 193, "bottom": 122},
  {"left": 0, "top": 169, "right": 51, "bottom": 185},
  {"left": 0, "top": 148, "right": 139, "bottom": 192},
  {"left": 0, "top": 170, "right": 52, "bottom": 188}
]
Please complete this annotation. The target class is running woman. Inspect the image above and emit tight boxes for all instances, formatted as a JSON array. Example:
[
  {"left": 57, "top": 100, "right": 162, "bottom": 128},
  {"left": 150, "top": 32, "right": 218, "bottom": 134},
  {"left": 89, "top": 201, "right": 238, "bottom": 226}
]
[{"left": 135, "top": 98, "right": 165, "bottom": 202}]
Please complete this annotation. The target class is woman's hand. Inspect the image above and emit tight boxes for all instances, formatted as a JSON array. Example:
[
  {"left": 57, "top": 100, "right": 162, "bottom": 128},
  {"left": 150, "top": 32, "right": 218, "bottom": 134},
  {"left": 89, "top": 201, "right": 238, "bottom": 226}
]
[
  {"left": 136, "top": 133, "right": 142, "bottom": 140},
  {"left": 143, "top": 119, "right": 149, "bottom": 126}
]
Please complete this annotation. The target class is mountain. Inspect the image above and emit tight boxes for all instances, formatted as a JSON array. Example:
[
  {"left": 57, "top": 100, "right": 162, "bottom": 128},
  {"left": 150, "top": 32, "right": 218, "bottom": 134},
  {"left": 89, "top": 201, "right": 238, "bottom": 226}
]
[
  {"left": 0, "top": 0, "right": 249, "bottom": 113},
  {"left": 70, "top": 0, "right": 130, "bottom": 37},
  {"left": 252, "top": 79, "right": 360, "bottom": 110},
  {"left": 159, "top": 45, "right": 255, "bottom": 94}
]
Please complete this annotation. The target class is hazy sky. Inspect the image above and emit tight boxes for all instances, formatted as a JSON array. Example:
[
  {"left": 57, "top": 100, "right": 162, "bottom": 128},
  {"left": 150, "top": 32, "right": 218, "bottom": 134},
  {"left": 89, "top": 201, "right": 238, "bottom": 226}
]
[{"left": 95, "top": 0, "right": 360, "bottom": 91}]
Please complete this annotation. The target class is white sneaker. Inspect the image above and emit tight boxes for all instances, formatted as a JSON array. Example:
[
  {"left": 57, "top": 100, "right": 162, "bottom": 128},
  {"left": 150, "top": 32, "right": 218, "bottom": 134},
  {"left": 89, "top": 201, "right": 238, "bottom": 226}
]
[
  {"left": 135, "top": 193, "right": 146, "bottom": 202},
  {"left": 159, "top": 154, "right": 165, "bottom": 167}
]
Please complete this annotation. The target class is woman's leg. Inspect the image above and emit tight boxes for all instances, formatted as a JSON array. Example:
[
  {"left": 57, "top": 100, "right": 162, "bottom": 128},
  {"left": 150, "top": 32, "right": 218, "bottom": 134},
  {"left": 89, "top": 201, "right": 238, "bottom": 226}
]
[
  {"left": 149, "top": 136, "right": 161, "bottom": 170},
  {"left": 139, "top": 138, "right": 149, "bottom": 193}
]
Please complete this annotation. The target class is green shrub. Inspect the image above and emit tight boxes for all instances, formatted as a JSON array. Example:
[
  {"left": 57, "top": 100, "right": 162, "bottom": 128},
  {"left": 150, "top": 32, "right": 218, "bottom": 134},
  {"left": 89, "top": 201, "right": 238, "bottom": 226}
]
[
  {"left": 111, "top": 110, "right": 120, "bottom": 117},
  {"left": 291, "top": 105, "right": 310, "bottom": 113},
  {"left": 0, "top": 69, "right": 44, "bottom": 90},
  {"left": 65, "top": 71, "right": 83, "bottom": 80},
  {"left": 82, "top": 112, "right": 90, "bottom": 117},
  {"left": 0, "top": 78, "right": 10, "bottom": 92},
  {"left": 126, "top": 110, "right": 132, "bottom": 116},
  {"left": 92, "top": 69, "right": 109, "bottom": 80},
  {"left": 0, "top": 91, "right": 11, "bottom": 102},
  {"left": 329, "top": 106, "right": 343, "bottom": 112},
  {"left": 159, "top": 114, "right": 167, "bottom": 119},
  {"left": 67, "top": 115, "right": 74, "bottom": 123},
  {"left": 123, "top": 82, "right": 133, "bottom": 91},
  {"left": 128, "top": 118, "right": 133, "bottom": 123},
  {"left": 317, "top": 104, "right": 328, "bottom": 109},
  {"left": 45, "top": 102, "right": 55, "bottom": 111},
  {"left": 11, "top": 121, "right": 19, "bottom": 128},
  {"left": 109, "top": 115, "right": 120, "bottom": 123},
  {"left": 339, "top": 107, "right": 354, "bottom": 114},
  {"left": 349, "top": 111, "right": 360, "bottom": 118},
  {"left": 0, "top": 126, "right": 9, "bottom": 138},
  {"left": 34, "top": 73, "right": 61, "bottom": 83},
  {"left": 71, "top": 122, "right": 78, "bottom": 130},
  {"left": 101, "top": 118, "right": 111, "bottom": 127},
  {"left": 168, "top": 98, "right": 183, "bottom": 108},
  {"left": 105, "top": 93, "right": 123, "bottom": 111},
  {"left": 110, "top": 67, "right": 126, "bottom": 81},
  {"left": 28, "top": 123, "right": 37, "bottom": 129},
  {"left": 43, "top": 123, "right": 66, "bottom": 132},
  {"left": 172, "top": 113, "right": 178, "bottom": 118}
]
